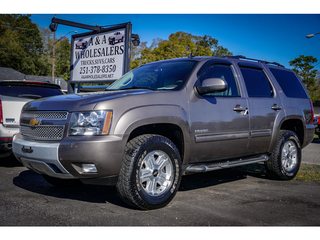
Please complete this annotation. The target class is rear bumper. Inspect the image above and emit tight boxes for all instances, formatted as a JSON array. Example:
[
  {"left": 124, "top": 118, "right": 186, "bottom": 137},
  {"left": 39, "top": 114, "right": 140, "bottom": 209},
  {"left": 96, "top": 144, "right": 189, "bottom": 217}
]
[
  {"left": 0, "top": 125, "right": 18, "bottom": 151},
  {"left": 303, "top": 124, "right": 315, "bottom": 148}
]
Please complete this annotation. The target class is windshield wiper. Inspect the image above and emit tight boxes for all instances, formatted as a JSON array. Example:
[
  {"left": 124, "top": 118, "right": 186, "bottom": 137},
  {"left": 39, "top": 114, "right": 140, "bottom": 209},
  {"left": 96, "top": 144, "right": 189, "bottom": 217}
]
[{"left": 119, "top": 86, "right": 155, "bottom": 91}]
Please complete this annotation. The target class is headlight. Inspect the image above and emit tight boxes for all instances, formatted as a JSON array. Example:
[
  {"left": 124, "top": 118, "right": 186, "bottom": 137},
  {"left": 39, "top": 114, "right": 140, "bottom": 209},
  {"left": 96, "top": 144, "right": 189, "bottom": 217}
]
[{"left": 68, "top": 110, "right": 113, "bottom": 136}]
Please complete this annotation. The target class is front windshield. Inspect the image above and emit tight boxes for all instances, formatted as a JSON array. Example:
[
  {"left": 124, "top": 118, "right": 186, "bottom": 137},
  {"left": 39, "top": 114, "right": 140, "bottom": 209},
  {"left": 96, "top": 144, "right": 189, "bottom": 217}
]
[{"left": 108, "top": 60, "right": 197, "bottom": 91}]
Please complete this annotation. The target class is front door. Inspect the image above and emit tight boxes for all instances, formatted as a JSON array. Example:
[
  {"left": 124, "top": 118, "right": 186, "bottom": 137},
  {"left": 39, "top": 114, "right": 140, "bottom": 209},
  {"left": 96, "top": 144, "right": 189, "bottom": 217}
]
[{"left": 189, "top": 63, "right": 249, "bottom": 163}]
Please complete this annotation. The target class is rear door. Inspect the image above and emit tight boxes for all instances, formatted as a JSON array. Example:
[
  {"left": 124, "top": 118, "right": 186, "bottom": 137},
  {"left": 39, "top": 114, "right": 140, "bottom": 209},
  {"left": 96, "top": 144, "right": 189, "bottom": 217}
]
[{"left": 238, "top": 63, "right": 283, "bottom": 155}]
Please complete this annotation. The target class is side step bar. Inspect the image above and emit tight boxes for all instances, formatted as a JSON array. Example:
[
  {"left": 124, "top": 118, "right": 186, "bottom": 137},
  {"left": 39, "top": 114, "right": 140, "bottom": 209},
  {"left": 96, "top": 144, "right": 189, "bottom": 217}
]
[{"left": 184, "top": 155, "right": 269, "bottom": 174}]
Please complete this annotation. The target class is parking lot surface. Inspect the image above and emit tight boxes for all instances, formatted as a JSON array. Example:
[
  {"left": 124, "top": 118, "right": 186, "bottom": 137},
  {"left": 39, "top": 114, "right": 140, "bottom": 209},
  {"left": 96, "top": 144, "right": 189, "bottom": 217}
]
[{"left": 0, "top": 140, "right": 319, "bottom": 226}]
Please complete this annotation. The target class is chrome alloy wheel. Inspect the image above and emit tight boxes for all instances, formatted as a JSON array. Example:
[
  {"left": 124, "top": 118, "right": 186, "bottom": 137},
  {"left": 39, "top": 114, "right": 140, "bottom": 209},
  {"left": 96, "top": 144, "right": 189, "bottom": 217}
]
[
  {"left": 281, "top": 140, "right": 298, "bottom": 172},
  {"left": 139, "top": 150, "right": 173, "bottom": 197}
]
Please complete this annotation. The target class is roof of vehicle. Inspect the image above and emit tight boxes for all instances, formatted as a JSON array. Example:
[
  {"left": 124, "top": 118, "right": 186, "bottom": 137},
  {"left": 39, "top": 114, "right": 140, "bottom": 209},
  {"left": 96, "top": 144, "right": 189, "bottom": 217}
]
[
  {"left": 141, "top": 55, "right": 286, "bottom": 69},
  {"left": 0, "top": 80, "right": 62, "bottom": 89},
  {"left": 223, "top": 55, "right": 285, "bottom": 68}
]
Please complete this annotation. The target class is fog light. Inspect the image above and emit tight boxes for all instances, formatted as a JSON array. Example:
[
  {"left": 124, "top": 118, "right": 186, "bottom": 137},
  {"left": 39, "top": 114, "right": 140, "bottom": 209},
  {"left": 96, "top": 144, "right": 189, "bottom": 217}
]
[{"left": 82, "top": 163, "right": 98, "bottom": 173}]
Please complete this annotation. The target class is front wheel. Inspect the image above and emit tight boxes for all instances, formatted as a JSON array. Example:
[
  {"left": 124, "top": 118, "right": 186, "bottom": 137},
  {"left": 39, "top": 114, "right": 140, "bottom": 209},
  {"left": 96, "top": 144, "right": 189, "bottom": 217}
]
[
  {"left": 116, "top": 134, "right": 182, "bottom": 210},
  {"left": 264, "top": 130, "right": 301, "bottom": 180}
]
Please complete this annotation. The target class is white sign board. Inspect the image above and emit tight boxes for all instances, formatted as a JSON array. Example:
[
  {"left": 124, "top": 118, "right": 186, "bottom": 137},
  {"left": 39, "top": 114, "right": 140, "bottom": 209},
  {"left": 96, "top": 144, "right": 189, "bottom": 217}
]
[{"left": 71, "top": 28, "right": 126, "bottom": 82}]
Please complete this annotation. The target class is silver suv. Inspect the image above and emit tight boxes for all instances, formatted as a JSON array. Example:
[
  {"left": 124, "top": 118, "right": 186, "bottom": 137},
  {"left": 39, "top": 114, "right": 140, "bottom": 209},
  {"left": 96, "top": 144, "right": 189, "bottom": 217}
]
[
  {"left": 0, "top": 80, "right": 64, "bottom": 158},
  {"left": 12, "top": 56, "right": 315, "bottom": 209}
]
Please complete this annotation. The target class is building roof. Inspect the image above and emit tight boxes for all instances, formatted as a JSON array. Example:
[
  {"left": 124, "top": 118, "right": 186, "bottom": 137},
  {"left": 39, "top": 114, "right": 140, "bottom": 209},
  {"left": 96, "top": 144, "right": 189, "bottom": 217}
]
[{"left": 0, "top": 67, "right": 68, "bottom": 91}]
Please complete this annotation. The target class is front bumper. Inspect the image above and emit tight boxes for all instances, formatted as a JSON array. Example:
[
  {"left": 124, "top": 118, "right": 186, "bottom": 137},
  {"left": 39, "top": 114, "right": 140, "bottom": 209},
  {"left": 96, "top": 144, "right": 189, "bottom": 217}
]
[
  {"left": 12, "top": 132, "right": 126, "bottom": 182},
  {"left": 12, "top": 134, "right": 74, "bottom": 179}
]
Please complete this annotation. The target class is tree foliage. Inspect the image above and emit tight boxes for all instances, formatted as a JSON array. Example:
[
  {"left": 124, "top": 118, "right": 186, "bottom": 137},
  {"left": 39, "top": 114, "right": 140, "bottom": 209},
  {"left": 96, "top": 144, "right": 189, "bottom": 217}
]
[
  {"left": 310, "top": 73, "right": 320, "bottom": 103},
  {"left": 289, "top": 55, "right": 318, "bottom": 90},
  {"left": 289, "top": 55, "right": 319, "bottom": 102},
  {"left": 55, "top": 38, "right": 72, "bottom": 80},
  {"left": 0, "top": 14, "right": 72, "bottom": 80},
  {"left": 38, "top": 25, "right": 72, "bottom": 80},
  {"left": 1, "top": 16, "right": 232, "bottom": 82},
  {"left": 0, "top": 14, "right": 46, "bottom": 75},
  {"left": 131, "top": 31, "right": 232, "bottom": 69}
]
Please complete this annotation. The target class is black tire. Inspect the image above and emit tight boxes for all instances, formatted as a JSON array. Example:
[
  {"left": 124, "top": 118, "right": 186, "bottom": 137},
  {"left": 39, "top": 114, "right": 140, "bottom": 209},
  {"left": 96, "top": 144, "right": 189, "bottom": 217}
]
[
  {"left": 264, "top": 130, "right": 301, "bottom": 180},
  {"left": 42, "top": 175, "right": 83, "bottom": 187},
  {"left": 109, "top": 38, "right": 115, "bottom": 45},
  {"left": 116, "top": 134, "right": 182, "bottom": 210},
  {"left": 0, "top": 150, "right": 12, "bottom": 158}
]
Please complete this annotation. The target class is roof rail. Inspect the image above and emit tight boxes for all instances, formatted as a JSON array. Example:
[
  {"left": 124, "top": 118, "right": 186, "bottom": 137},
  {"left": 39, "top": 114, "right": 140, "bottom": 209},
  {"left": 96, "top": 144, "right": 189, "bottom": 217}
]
[{"left": 224, "top": 55, "right": 284, "bottom": 68}]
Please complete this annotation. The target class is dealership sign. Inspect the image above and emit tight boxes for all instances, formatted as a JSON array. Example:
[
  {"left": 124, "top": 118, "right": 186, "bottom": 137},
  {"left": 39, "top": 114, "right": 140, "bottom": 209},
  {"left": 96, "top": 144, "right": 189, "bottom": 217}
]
[{"left": 70, "top": 23, "right": 131, "bottom": 83}]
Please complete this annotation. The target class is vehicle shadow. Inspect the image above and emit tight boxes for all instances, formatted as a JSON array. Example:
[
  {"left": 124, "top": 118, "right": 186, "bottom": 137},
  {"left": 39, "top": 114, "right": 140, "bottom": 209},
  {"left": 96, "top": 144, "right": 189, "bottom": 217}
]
[
  {"left": 0, "top": 154, "right": 23, "bottom": 168},
  {"left": 13, "top": 169, "right": 132, "bottom": 209},
  {"left": 179, "top": 163, "right": 268, "bottom": 191},
  {"left": 13, "top": 162, "right": 269, "bottom": 208}
]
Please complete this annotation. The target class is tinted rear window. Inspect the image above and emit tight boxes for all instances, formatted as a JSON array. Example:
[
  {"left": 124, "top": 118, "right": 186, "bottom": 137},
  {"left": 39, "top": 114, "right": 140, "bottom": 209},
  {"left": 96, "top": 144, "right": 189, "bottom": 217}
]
[
  {"left": 0, "top": 85, "right": 63, "bottom": 99},
  {"left": 269, "top": 68, "right": 308, "bottom": 98},
  {"left": 240, "top": 67, "right": 273, "bottom": 97}
]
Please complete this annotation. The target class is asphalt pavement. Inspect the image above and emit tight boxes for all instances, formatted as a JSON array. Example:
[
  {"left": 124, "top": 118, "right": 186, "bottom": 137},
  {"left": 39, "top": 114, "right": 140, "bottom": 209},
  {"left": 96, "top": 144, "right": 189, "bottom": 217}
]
[
  {"left": 0, "top": 140, "right": 320, "bottom": 227},
  {"left": 302, "top": 138, "right": 320, "bottom": 165}
]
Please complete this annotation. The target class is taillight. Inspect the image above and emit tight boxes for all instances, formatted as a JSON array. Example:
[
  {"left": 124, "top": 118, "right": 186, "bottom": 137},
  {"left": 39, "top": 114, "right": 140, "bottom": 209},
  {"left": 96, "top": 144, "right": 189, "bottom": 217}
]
[
  {"left": 309, "top": 99, "right": 314, "bottom": 124},
  {"left": 0, "top": 99, "right": 3, "bottom": 125}
]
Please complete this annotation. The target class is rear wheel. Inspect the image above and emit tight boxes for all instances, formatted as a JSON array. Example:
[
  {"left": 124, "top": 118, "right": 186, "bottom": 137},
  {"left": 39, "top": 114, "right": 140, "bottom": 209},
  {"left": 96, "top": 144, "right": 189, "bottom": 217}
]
[
  {"left": 116, "top": 134, "right": 182, "bottom": 210},
  {"left": 264, "top": 130, "right": 301, "bottom": 180}
]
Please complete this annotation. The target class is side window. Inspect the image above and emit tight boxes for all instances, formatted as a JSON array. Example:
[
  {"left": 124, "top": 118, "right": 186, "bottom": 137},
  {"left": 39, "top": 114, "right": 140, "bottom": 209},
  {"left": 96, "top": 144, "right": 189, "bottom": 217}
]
[
  {"left": 199, "top": 64, "right": 240, "bottom": 97},
  {"left": 240, "top": 67, "right": 273, "bottom": 97},
  {"left": 269, "top": 68, "right": 308, "bottom": 98}
]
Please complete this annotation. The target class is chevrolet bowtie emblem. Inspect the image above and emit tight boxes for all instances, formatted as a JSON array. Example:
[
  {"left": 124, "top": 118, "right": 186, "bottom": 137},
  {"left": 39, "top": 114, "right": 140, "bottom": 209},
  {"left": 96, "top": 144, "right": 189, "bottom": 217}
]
[{"left": 29, "top": 118, "right": 40, "bottom": 127}]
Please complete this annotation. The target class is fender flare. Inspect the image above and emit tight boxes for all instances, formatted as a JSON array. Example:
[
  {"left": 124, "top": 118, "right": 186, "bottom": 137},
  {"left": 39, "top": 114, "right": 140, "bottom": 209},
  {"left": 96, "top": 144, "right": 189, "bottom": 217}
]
[{"left": 113, "top": 104, "right": 191, "bottom": 164}]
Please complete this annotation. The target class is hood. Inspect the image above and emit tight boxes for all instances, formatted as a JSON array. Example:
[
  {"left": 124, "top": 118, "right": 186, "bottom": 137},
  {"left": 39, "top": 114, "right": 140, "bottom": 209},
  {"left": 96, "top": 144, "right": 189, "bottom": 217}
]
[{"left": 22, "top": 89, "right": 155, "bottom": 112}]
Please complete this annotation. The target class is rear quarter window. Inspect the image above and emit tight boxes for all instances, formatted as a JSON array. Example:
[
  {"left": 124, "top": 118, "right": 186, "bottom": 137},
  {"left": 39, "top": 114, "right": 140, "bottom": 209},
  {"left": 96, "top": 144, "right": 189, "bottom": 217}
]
[{"left": 269, "top": 68, "right": 308, "bottom": 98}]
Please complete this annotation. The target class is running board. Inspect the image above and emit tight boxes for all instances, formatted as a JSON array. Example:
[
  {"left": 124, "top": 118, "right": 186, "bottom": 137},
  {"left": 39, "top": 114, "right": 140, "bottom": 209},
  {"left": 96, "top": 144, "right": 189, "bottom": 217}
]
[{"left": 184, "top": 155, "right": 269, "bottom": 174}]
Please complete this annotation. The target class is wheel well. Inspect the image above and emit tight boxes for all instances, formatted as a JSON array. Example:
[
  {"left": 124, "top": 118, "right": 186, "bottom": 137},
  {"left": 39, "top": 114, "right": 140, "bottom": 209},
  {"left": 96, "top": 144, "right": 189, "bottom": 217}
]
[
  {"left": 128, "top": 124, "right": 184, "bottom": 160},
  {"left": 280, "top": 119, "right": 304, "bottom": 145}
]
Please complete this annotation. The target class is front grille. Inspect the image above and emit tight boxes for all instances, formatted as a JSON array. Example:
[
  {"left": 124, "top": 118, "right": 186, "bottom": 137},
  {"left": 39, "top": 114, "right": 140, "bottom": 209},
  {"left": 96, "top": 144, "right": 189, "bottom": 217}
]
[
  {"left": 22, "top": 111, "right": 68, "bottom": 120},
  {"left": 21, "top": 125, "right": 64, "bottom": 140},
  {"left": 20, "top": 111, "right": 68, "bottom": 141},
  {"left": 36, "top": 112, "right": 68, "bottom": 119}
]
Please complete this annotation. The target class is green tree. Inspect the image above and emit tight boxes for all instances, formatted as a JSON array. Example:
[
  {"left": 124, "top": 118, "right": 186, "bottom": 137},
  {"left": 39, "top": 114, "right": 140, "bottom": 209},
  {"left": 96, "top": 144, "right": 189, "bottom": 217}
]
[
  {"left": 289, "top": 55, "right": 318, "bottom": 91},
  {"left": 0, "top": 14, "right": 46, "bottom": 75},
  {"left": 130, "top": 31, "right": 233, "bottom": 69},
  {"left": 38, "top": 26, "right": 53, "bottom": 76},
  {"left": 130, "top": 41, "right": 148, "bottom": 69},
  {"left": 311, "top": 73, "right": 320, "bottom": 102},
  {"left": 55, "top": 38, "right": 72, "bottom": 80},
  {"left": 38, "top": 26, "right": 73, "bottom": 80}
]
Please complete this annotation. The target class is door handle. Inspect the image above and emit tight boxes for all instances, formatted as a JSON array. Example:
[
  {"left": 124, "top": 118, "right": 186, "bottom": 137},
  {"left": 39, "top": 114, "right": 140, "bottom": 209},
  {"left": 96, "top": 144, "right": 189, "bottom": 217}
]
[
  {"left": 233, "top": 105, "right": 246, "bottom": 112},
  {"left": 271, "top": 104, "right": 282, "bottom": 111},
  {"left": 233, "top": 105, "right": 249, "bottom": 115}
]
